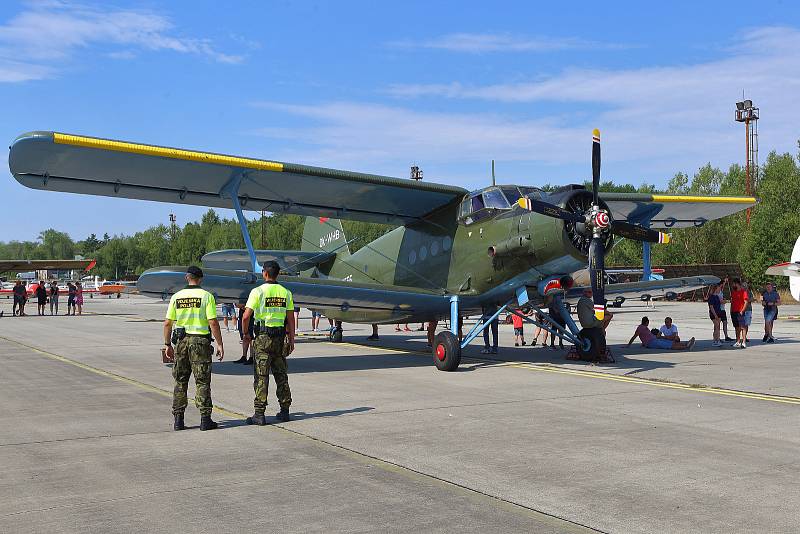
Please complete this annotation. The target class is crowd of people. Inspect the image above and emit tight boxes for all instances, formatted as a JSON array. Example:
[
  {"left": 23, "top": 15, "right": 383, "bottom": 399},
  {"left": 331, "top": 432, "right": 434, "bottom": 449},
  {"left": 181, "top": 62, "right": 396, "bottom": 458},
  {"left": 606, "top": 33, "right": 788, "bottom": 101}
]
[
  {"left": 9, "top": 279, "right": 85, "bottom": 317},
  {"left": 361, "top": 277, "right": 785, "bottom": 355}
]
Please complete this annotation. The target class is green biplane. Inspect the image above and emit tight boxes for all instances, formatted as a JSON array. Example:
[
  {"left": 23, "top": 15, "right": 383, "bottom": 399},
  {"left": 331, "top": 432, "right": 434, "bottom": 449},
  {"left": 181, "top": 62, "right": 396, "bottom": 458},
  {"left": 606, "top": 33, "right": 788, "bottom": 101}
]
[{"left": 8, "top": 130, "right": 755, "bottom": 369}]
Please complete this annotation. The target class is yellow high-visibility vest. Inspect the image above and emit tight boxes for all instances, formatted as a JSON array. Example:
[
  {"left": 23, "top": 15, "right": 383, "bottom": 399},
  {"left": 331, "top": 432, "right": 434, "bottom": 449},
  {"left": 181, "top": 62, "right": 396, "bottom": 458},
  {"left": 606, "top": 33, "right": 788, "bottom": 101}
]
[
  {"left": 166, "top": 285, "right": 217, "bottom": 334},
  {"left": 245, "top": 282, "right": 293, "bottom": 327}
]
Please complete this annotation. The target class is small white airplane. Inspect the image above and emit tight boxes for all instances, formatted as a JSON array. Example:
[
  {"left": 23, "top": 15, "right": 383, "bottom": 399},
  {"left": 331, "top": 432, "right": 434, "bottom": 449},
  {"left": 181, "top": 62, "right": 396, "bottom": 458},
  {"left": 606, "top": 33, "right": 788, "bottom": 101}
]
[{"left": 765, "top": 235, "right": 800, "bottom": 301}]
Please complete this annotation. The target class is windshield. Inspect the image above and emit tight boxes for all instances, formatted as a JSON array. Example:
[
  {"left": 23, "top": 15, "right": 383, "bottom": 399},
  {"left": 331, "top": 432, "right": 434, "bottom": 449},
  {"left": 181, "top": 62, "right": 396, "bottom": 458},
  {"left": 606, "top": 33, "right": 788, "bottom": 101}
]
[
  {"left": 459, "top": 187, "right": 514, "bottom": 224},
  {"left": 500, "top": 187, "right": 522, "bottom": 206}
]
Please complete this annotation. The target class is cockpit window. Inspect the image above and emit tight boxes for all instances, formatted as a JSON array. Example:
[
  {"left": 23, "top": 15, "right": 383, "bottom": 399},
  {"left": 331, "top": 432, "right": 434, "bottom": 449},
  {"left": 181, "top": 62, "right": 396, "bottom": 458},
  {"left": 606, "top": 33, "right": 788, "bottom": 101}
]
[
  {"left": 459, "top": 187, "right": 513, "bottom": 225},
  {"left": 500, "top": 187, "right": 522, "bottom": 206},
  {"left": 519, "top": 186, "right": 542, "bottom": 199},
  {"left": 483, "top": 188, "right": 509, "bottom": 209}
]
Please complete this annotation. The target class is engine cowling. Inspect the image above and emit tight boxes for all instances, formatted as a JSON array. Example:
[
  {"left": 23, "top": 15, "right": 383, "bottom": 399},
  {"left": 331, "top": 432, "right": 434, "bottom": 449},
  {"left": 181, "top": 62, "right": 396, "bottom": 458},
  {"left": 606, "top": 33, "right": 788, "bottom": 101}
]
[{"left": 547, "top": 188, "right": 613, "bottom": 256}]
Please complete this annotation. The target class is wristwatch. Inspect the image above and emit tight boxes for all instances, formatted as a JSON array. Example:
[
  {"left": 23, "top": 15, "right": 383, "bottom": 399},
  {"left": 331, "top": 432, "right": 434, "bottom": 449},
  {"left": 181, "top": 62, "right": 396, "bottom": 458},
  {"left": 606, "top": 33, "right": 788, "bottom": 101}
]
[{"left": 164, "top": 342, "right": 171, "bottom": 346}]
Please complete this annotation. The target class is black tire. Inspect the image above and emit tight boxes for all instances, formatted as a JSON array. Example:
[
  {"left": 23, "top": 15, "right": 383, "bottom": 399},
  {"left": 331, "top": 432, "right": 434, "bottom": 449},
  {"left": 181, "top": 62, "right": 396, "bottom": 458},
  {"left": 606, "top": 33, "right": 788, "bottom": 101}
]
[
  {"left": 577, "top": 327, "right": 605, "bottom": 361},
  {"left": 331, "top": 328, "right": 343, "bottom": 343},
  {"left": 433, "top": 331, "right": 461, "bottom": 371},
  {"left": 613, "top": 296, "right": 625, "bottom": 308}
]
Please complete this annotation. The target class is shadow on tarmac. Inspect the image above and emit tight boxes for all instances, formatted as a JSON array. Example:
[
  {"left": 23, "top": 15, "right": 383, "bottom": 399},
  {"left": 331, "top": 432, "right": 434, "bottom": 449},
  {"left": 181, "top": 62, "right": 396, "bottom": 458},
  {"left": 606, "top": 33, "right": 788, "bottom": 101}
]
[{"left": 214, "top": 352, "right": 433, "bottom": 375}]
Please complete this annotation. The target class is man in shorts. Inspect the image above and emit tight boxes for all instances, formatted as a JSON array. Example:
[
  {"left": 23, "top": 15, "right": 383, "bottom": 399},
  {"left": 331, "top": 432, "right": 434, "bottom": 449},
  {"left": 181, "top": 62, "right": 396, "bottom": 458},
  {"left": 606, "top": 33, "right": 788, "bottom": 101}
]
[
  {"left": 714, "top": 280, "right": 734, "bottom": 341},
  {"left": 761, "top": 282, "right": 780, "bottom": 343},
  {"left": 729, "top": 279, "right": 749, "bottom": 348},
  {"left": 221, "top": 302, "right": 235, "bottom": 331}
]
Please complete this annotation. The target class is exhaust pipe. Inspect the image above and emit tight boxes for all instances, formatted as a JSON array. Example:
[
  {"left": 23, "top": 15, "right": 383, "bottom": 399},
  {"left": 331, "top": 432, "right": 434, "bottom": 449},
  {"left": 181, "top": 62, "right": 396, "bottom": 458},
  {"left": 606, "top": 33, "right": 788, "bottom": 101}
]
[{"left": 488, "top": 235, "right": 531, "bottom": 257}]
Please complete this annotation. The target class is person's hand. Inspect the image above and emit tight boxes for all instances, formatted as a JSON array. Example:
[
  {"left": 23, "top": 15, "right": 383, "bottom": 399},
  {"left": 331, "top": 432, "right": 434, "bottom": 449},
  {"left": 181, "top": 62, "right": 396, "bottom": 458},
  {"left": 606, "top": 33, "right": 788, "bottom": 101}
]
[
  {"left": 216, "top": 345, "right": 224, "bottom": 361},
  {"left": 243, "top": 334, "right": 252, "bottom": 343},
  {"left": 165, "top": 345, "right": 175, "bottom": 361},
  {"left": 287, "top": 338, "right": 295, "bottom": 356}
]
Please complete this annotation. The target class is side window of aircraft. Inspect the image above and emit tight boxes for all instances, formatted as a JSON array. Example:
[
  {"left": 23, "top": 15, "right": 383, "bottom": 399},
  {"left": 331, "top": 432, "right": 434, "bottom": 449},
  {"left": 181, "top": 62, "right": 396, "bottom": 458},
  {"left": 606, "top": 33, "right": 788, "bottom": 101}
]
[
  {"left": 500, "top": 187, "right": 522, "bottom": 206},
  {"left": 471, "top": 194, "right": 486, "bottom": 212}
]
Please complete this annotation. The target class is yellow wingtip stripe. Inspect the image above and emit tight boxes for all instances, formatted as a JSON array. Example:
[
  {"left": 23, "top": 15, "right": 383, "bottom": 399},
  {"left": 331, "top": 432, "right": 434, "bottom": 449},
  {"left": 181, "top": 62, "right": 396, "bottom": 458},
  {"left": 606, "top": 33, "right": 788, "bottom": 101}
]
[
  {"left": 53, "top": 132, "right": 284, "bottom": 173},
  {"left": 651, "top": 195, "right": 756, "bottom": 204}
]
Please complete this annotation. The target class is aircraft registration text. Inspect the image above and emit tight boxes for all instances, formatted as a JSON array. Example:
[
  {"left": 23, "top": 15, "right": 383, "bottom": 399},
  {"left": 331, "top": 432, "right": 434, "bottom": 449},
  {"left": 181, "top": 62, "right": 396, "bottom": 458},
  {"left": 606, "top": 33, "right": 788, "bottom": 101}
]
[{"left": 320, "top": 229, "right": 341, "bottom": 248}]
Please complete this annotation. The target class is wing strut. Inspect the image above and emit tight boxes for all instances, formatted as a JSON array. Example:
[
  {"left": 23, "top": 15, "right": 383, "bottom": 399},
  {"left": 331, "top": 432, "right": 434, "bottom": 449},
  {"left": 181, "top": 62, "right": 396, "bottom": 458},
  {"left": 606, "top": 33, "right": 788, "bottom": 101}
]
[{"left": 221, "top": 171, "right": 261, "bottom": 274}]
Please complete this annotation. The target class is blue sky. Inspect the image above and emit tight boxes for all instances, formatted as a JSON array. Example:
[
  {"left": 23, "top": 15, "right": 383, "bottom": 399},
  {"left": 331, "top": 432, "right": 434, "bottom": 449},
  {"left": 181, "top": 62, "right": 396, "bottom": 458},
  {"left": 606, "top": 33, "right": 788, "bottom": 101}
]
[{"left": 2, "top": 0, "right": 799, "bottom": 242}]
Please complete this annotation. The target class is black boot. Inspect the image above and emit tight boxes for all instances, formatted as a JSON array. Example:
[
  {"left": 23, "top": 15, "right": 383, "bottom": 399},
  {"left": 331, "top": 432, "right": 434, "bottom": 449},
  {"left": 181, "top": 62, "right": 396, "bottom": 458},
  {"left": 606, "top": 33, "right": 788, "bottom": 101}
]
[
  {"left": 246, "top": 413, "right": 266, "bottom": 426},
  {"left": 275, "top": 407, "right": 290, "bottom": 423},
  {"left": 200, "top": 415, "right": 218, "bottom": 431},
  {"left": 243, "top": 358, "right": 253, "bottom": 365},
  {"left": 173, "top": 413, "right": 185, "bottom": 431},
  {"left": 234, "top": 356, "right": 247, "bottom": 363}
]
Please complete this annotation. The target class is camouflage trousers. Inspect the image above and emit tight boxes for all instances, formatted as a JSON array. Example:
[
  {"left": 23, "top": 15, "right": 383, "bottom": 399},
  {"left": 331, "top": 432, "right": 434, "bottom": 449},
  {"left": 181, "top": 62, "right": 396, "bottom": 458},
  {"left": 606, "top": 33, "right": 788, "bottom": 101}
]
[
  {"left": 172, "top": 336, "right": 213, "bottom": 417},
  {"left": 252, "top": 334, "right": 292, "bottom": 413}
]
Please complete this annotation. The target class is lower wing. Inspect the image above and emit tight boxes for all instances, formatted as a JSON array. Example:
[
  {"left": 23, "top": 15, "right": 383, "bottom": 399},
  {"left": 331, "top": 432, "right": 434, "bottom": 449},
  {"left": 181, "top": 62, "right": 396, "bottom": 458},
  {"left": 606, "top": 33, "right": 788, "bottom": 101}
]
[{"left": 137, "top": 267, "right": 451, "bottom": 321}]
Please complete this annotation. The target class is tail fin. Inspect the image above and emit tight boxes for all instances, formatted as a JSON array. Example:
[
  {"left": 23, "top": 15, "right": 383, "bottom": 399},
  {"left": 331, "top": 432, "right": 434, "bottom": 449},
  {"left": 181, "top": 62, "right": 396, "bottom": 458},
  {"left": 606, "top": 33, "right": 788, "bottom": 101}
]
[{"left": 302, "top": 217, "right": 351, "bottom": 258}]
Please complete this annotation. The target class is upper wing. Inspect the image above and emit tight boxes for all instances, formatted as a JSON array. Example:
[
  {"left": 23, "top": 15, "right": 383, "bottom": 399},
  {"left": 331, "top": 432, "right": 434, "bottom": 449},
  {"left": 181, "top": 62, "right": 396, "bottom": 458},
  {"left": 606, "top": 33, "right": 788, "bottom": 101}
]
[
  {"left": 201, "top": 249, "right": 335, "bottom": 273},
  {"left": 765, "top": 262, "right": 800, "bottom": 277},
  {"left": 567, "top": 275, "right": 719, "bottom": 301},
  {"left": 599, "top": 192, "right": 756, "bottom": 228},
  {"left": 0, "top": 259, "right": 95, "bottom": 272},
  {"left": 9, "top": 131, "right": 467, "bottom": 225}
]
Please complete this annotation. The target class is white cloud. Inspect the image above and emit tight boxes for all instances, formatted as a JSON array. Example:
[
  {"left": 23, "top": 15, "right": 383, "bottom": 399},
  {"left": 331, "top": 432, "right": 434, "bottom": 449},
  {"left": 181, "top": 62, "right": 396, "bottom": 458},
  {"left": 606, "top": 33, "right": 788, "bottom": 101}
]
[
  {"left": 389, "top": 32, "right": 627, "bottom": 53},
  {"left": 294, "top": 26, "right": 798, "bottom": 184},
  {"left": 0, "top": 1, "right": 243, "bottom": 82}
]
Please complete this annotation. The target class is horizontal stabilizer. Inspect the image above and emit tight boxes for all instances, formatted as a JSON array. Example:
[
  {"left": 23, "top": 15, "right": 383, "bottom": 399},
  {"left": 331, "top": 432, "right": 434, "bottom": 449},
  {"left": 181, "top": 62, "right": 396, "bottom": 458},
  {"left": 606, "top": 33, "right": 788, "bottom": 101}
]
[
  {"left": 201, "top": 249, "right": 334, "bottom": 273},
  {"left": 765, "top": 262, "right": 800, "bottom": 278},
  {"left": 567, "top": 275, "right": 719, "bottom": 300}
]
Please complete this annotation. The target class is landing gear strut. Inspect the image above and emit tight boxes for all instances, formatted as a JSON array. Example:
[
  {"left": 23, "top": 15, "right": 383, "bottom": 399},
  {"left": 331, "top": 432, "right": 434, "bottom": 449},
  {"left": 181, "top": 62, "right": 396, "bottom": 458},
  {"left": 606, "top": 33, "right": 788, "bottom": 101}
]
[
  {"left": 329, "top": 320, "right": 343, "bottom": 343},
  {"left": 432, "top": 284, "right": 593, "bottom": 371}
]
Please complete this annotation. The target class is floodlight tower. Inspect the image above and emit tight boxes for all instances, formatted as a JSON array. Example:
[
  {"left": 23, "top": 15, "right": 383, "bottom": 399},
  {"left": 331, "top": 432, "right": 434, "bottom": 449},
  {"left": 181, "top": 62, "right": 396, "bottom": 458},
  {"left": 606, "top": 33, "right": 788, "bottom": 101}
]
[{"left": 734, "top": 98, "right": 759, "bottom": 224}]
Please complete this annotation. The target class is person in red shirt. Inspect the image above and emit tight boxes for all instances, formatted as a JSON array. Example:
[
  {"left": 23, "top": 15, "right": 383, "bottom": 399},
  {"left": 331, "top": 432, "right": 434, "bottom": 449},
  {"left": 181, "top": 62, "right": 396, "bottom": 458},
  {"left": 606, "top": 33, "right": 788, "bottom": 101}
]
[
  {"left": 511, "top": 311, "right": 526, "bottom": 346},
  {"left": 729, "top": 278, "right": 750, "bottom": 348}
]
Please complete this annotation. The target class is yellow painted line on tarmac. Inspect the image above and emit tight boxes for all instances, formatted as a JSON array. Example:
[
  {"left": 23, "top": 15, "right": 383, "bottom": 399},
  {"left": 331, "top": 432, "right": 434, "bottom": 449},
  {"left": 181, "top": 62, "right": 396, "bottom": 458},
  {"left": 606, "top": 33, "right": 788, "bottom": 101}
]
[
  {"left": 0, "top": 335, "right": 244, "bottom": 419},
  {"left": 329, "top": 341, "right": 800, "bottom": 406}
]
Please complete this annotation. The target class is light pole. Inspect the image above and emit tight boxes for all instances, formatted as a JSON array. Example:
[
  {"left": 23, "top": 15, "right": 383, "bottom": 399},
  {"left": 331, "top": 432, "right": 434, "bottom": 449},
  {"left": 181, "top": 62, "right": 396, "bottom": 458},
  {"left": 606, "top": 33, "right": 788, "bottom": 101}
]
[{"left": 734, "top": 99, "right": 759, "bottom": 224}]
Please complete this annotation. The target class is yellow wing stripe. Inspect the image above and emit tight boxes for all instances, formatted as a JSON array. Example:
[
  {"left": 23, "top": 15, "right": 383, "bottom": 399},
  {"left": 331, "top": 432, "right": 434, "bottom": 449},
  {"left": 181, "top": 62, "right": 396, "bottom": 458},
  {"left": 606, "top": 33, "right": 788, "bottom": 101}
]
[
  {"left": 651, "top": 195, "right": 756, "bottom": 203},
  {"left": 53, "top": 132, "right": 285, "bottom": 173}
]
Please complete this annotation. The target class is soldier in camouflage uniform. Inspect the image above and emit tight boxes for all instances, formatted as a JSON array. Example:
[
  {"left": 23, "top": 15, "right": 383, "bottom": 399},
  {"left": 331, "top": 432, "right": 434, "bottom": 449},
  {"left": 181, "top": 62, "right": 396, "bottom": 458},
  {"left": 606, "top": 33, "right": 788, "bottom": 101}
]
[
  {"left": 163, "top": 266, "right": 225, "bottom": 431},
  {"left": 242, "top": 260, "right": 295, "bottom": 425}
]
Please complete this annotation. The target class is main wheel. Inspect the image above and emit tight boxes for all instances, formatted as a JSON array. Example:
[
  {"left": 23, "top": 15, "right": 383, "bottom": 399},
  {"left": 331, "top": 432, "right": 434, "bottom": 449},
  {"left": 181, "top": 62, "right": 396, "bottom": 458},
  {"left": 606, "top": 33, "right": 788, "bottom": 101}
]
[
  {"left": 433, "top": 331, "right": 461, "bottom": 371},
  {"left": 577, "top": 327, "right": 606, "bottom": 361}
]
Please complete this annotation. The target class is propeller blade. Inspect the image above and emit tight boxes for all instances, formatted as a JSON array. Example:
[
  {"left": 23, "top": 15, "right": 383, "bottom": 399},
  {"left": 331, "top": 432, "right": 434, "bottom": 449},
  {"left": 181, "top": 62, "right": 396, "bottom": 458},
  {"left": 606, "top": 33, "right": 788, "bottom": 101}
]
[
  {"left": 588, "top": 236, "right": 606, "bottom": 320},
  {"left": 611, "top": 221, "right": 671, "bottom": 243},
  {"left": 517, "top": 197, "right": 583, "bottom": 223},
  {"left": 591, "top": 128, "right": 601, "bottom": 206}
]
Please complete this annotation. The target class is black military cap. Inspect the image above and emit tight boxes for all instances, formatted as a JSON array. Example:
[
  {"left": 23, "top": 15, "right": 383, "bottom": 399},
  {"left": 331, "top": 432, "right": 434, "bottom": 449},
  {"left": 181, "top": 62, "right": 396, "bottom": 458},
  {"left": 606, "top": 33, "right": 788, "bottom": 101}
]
[{"left": 186, "top": 265, "right": 204, "bottom": 278}]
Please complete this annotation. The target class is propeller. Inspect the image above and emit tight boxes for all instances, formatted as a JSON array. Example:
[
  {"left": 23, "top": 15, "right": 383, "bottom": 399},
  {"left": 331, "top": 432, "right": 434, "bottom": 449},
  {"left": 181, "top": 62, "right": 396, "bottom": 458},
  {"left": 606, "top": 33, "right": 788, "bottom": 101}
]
[{"left": 516, "top": 129, "right": 671, "bottom": 320}]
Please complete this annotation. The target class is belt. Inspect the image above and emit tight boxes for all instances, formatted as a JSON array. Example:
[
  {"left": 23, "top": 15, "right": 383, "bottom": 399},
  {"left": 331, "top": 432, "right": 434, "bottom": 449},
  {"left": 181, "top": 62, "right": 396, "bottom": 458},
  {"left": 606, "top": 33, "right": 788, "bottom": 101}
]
[{"left": 186, "top": 333, "right": 211, "bottom": 337}]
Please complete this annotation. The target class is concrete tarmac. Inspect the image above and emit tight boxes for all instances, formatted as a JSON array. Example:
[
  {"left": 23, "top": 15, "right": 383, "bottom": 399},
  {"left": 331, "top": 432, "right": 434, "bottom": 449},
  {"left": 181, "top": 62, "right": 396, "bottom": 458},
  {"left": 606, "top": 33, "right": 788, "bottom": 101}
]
[{"left": 1, "top": 296, "right": 799, "bottom": 533}]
